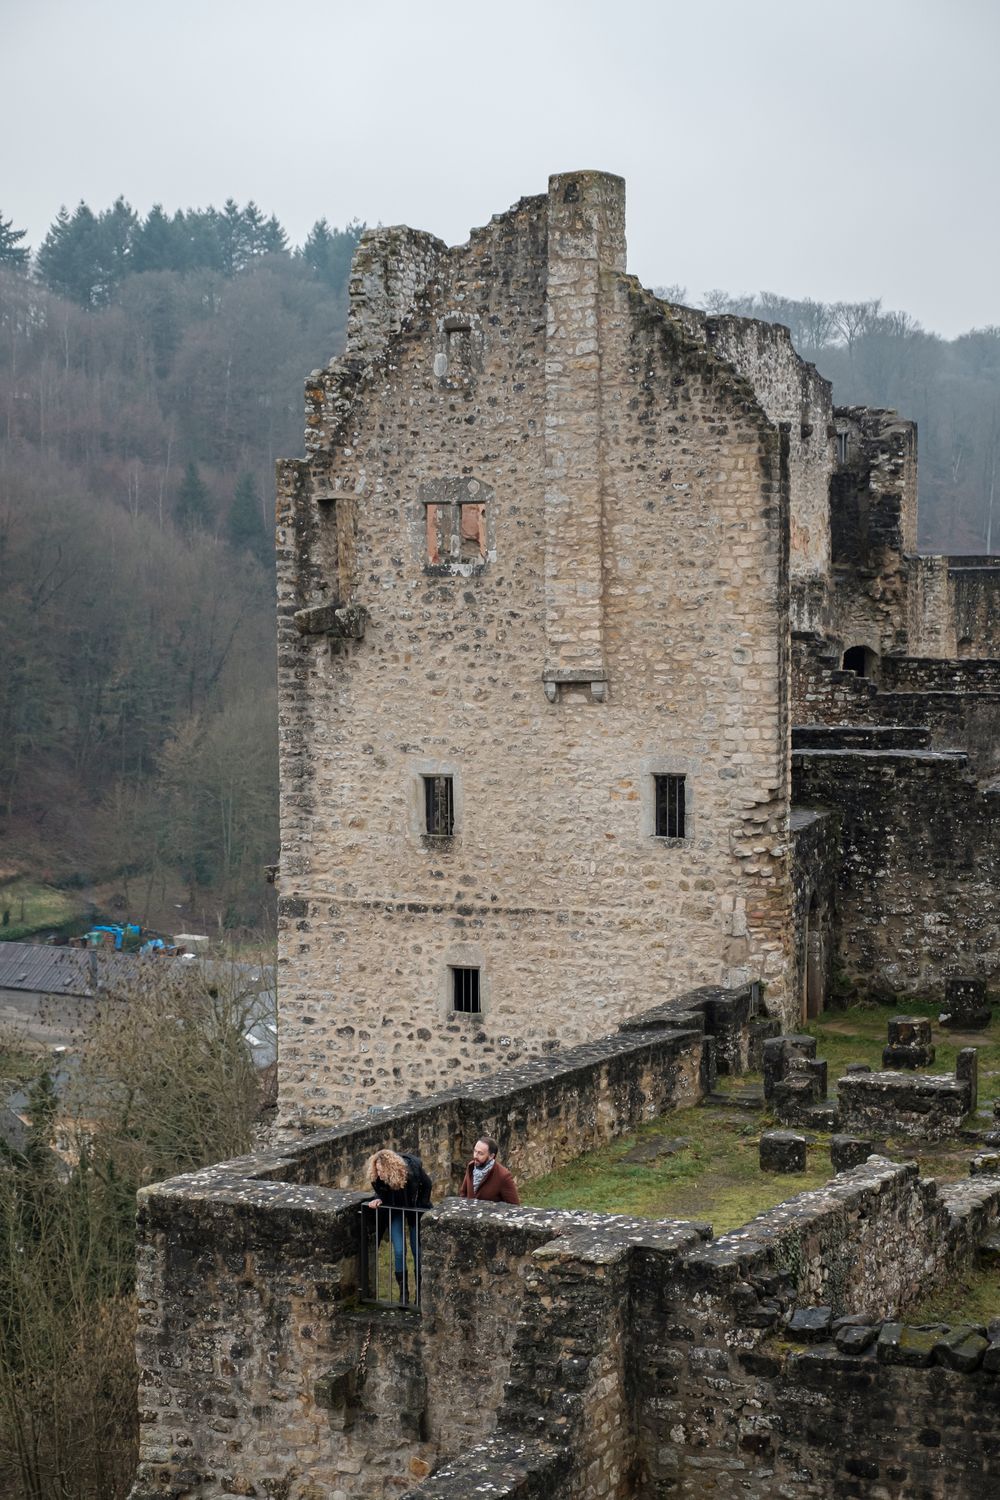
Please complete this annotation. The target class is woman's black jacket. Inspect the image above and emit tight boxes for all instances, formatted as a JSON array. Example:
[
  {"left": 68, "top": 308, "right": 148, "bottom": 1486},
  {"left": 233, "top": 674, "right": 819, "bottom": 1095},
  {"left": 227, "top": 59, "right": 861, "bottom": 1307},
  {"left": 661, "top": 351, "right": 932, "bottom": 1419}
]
[{"left": 371, "top": 1153, "right": 433, "bottom": 1210}]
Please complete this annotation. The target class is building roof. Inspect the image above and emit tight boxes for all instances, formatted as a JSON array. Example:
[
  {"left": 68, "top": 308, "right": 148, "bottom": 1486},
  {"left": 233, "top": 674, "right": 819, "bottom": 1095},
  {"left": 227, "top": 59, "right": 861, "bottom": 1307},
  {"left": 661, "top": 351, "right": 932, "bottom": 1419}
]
[
  {"left": 0, "top": 940, "right": 275, "bottom": 1009},
  {"left": 0, "top": 941, "right": 95, "bottom": 997}
]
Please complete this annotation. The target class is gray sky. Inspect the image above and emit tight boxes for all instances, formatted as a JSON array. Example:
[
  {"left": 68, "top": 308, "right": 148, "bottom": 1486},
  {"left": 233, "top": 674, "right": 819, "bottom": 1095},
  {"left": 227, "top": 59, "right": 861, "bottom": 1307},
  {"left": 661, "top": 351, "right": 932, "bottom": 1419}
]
[{"left": 5, "top": 0, "right": 998, "bottom": 338}]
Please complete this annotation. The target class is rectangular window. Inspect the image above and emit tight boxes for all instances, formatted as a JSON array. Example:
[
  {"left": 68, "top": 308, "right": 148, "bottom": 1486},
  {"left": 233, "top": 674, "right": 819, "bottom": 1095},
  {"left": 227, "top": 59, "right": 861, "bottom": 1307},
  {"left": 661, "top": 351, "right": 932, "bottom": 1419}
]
[
  {"left": 423, "top": 774, "right": 454, "bottom": 837},
  {"left": 654, "top": 774, "right": 686, "bottom": 839},
  {"left": 836, "top": 431, "right": 849, "bottom": 465},
  {"left": 452, "top": 966, "right": 481, "bottom": 1014}
]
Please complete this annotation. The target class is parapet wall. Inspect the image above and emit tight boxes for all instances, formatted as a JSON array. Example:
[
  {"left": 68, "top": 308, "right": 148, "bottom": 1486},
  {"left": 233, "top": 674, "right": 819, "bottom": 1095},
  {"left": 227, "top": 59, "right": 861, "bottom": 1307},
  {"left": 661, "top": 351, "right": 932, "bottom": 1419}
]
[{"left": 131, "top": 982, "right": 746, "bottom": 1499}]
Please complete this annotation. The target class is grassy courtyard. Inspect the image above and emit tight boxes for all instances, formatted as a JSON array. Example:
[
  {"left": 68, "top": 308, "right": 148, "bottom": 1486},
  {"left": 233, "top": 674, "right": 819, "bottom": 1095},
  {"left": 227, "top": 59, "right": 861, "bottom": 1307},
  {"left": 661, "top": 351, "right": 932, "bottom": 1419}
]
[{"left": 521, "top": 1000, "right": 1000, "bottom": 1233}]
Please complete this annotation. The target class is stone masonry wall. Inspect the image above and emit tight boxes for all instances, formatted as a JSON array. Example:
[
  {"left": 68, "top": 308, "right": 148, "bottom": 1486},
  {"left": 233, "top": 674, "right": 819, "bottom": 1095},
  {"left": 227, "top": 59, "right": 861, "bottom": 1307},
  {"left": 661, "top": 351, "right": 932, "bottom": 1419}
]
[
  {"left": 632, "top": 1159, "right": 1000, "bottom": 1497},
  {"left": 129, "top": 997, "right": 720, "bottom": 1499},
  {"left": 829, "top": 406, "right": 918, "bottom": 657},
  {"left": 131, "top": 1015, "right": 1000, "bottom": 1500},
  {"left": 791, "top": 633, "right": 1000, "bottom": 779},
  {"left": 793, "top": 744, "right": 1000, "bottom": 998},
  {"left": 950, "top": 559, "right": 1000, "bottom": 655},
  {"left": 673, "top": 305, "right": 835, "bottom": 635},
  {"left": 909, "top": 553, "right": 957, "bottom": 657},
  {"left": 275, "top": 172, "right": 795, "bottom": 1124}
]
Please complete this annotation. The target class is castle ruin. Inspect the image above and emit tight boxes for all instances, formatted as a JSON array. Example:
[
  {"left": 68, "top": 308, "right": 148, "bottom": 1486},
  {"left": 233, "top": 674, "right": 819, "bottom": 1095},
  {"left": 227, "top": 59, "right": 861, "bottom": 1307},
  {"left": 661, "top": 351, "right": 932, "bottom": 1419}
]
[{"left": 130, "top": 173, "right": 1000, "bottom": 1498}]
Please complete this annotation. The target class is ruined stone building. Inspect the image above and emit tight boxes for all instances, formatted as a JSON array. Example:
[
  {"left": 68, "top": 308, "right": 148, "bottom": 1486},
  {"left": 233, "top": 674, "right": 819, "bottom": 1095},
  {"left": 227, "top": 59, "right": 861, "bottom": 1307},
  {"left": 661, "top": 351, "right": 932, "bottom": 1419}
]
[
  {"left": 273, "top": 169, "right": 1000, "bottom": 1126},
  {"left": 129, "top": 175, "right": 1000, "bottom": 1500}
]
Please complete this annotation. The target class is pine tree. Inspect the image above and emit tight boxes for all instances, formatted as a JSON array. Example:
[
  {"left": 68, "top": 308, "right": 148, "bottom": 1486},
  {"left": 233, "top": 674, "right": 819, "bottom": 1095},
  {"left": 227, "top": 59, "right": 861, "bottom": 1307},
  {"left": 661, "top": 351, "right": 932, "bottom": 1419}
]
[
  {"left": 227, "top": 472, "right": 268, "bottom": 558},
  {"left": 0, "top": 211, "right": 29, "bottom": 267},
  {"left": 36, "top": 200, "right": 106, "bottom": 306},
  {"left": 131, "top": 204, "right": 178, "bottom": 274},
  {"left": 175, "top": 461, "right": 212, "bottom": 530},
  {"left": 302, "top": 218, "right": 365, "bottom": 294}
]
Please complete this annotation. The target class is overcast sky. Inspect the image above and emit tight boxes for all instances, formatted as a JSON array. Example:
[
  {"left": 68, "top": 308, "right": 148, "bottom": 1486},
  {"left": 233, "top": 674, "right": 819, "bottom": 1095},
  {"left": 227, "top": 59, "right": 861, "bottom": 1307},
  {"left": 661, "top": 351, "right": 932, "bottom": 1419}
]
[{"left": 5, "top": 0, "right": 998, "bottom": 338}]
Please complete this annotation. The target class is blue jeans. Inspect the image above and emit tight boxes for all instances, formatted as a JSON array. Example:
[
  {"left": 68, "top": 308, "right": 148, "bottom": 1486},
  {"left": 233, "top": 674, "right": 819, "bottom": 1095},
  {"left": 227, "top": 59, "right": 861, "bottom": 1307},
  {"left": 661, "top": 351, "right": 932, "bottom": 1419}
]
[{"left": 388, "top": 1209, "right": 419, "bottom": 1284}]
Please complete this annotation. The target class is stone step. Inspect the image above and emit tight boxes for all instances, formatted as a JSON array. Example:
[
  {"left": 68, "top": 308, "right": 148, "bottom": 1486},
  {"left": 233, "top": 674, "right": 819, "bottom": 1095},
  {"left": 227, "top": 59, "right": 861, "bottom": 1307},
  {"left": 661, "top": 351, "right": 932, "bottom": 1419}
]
[{"left": 704, "top": 1089, "right": 765, "bottom": 1111}]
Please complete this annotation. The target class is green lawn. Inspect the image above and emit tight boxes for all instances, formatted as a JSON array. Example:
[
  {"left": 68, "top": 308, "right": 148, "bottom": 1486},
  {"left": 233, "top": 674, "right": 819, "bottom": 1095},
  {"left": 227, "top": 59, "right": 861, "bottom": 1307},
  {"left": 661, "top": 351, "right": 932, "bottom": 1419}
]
[
  {"left": 521, "top": 1001, "right": 1000, "bottom": 1233},
  {"left": 806, "top": 998, "right": 1000, "bottom": 1107},
  {"left": 521, "top": 1104, "right": 835, "bottom": 1231},
  {"left": 0, "top": 878, "right": 87, "bottom": 942}
]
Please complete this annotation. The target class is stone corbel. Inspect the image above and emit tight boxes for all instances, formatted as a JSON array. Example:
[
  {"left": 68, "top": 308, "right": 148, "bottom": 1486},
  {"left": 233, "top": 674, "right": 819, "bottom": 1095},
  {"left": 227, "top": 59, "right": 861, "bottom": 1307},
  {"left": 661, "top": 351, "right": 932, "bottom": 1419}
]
[
  {"left": 293, "top": 602, "right": 369, "bottom": 640},
  {"left": 542, "top": 669, "right": 609, "bottom": 703}
]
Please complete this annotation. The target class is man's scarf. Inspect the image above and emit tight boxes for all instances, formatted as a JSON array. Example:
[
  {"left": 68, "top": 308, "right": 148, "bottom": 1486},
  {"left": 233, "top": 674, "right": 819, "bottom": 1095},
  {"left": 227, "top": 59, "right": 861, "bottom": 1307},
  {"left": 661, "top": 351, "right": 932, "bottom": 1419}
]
[{"left": 472, "top": 1159, "right": 495, "bottom": 1193}]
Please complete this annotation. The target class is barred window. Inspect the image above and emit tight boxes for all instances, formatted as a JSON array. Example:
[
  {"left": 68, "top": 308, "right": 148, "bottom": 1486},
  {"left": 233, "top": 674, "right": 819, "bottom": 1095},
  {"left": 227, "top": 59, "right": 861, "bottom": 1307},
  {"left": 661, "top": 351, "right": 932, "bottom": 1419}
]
[
  {"left": 423, "top": 775, "right": 454, "bottom": 837},
  {"left": 653, "top": 774, "right": 686, "bottom": 839},
  {"left": 452, "top": 966, "right": 481, "bottom": 1014}
]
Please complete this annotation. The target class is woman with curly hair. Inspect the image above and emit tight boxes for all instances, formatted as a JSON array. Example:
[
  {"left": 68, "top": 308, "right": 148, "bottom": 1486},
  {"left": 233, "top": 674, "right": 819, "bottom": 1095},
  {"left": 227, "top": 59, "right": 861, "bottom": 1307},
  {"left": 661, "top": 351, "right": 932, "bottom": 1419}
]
[{"left": 365, "top": 1148, "right": 432, "bottom": 1302}]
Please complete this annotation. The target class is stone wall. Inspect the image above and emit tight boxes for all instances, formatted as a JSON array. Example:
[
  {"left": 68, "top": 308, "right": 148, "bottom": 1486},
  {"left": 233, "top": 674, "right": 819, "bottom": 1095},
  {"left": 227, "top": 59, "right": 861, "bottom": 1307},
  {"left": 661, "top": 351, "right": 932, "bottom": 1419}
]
[
  {"left": 791, "top": 633, "right": 1000, "bottom": 779},
  {"left": 789, "top": 806, "right": 839, "bottom": 1023},
  {"left": 131, "top": 993, "right": 1000, "bottom": 1500},
  {"left": 129, "top": 988, "right": 731, "bottom": 1498},
  {"left": 632, "top": 1160, "right": 1000, "bottom": 1497},
  {"left": 671, "top": 305, "right": 834, "bottom": 634},
  {"left": 275, "top": 171, "right": 795, "bottom": 1124},
  {"left": 951, "top": 559, "right": 1000, "bottom": 655},
  {"left": 793, "top": 743, "right": 1000, "bottom": 999},
  {"left": 829, "top": 406, "right": 918, "bottom": 657}
]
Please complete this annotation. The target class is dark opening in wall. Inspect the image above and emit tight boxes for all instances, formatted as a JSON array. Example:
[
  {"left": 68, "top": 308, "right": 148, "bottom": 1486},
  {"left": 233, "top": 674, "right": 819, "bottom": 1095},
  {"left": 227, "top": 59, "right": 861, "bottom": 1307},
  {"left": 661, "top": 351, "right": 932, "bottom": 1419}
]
[
  {"left": 423, "top": 775, "right": 454, "bottom": 837},
  {"left": 452, "top": 966, "right": 481, "bottom": 1014},
  {"left": 654, "top": 774, "right": 686, "bottom": 838},
  {"left": 842, "top": 645, "right": 878, "bottom": 678}
]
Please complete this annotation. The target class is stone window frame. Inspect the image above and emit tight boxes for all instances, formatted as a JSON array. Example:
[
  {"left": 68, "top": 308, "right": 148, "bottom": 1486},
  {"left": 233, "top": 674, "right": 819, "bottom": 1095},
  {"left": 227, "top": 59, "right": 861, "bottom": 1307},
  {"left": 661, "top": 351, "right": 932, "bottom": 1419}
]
[
  {"left": 640, "top": 756, "right": 696, "bottom": 846},
  {"left": 417, "top": 477, "right": 495, "bottom": 577},
  {"left": 409, "top": 759, "right": 463, "bottom": 847},
  {"left": 438, "top": 942, "right": 489, "bottom": 1021}
]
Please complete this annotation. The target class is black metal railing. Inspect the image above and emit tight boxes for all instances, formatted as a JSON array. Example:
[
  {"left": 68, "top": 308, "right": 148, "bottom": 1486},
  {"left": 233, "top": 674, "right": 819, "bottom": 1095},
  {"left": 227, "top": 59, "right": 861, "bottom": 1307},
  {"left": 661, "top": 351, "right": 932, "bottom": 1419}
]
[{"left": 358, "top": 1204, "right": 427, "bottom": 1309}]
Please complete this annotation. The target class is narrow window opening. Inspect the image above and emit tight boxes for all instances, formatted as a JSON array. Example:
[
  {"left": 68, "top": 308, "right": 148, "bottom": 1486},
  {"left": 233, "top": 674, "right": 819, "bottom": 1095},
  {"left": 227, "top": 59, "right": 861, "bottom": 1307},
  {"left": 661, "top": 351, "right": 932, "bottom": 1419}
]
[
  {"left": 426, "top": 503, "right": 441, "bottom": 565},
  {"left": 459, "top": 502, "right": 487, "bottom": 561},
  {"left": 654, "top": 774, "right": 686, "bottom": 839},
  {"left": 452, "top": 966, "right": 481, "bottom": 1014},
  {"left": 836, "top": 431, "right": 849, "bottom": 465},
  {"left": 423, "top": 774, "right": 454, "bottom": 837}
]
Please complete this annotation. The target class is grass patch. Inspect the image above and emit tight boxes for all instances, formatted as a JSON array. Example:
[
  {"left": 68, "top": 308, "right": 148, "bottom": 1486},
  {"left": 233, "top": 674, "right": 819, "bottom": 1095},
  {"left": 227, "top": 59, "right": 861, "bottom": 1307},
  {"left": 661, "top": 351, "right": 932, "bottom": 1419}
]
[
  {"left": 522, "top": 1001, "right": 1000, "bottom": 1232},
  {"left": 0, "top": 878, "right": 87, "bottom": 942},
  {"left": 521, "top": 1105, "right": 836, "bottom": 1232},
  {"left": 808, "top": 999, "right": 1000, "bottom": 1108},
  {"left": 905, "top": 1265, "right": 1000, "bottom": 1327}
]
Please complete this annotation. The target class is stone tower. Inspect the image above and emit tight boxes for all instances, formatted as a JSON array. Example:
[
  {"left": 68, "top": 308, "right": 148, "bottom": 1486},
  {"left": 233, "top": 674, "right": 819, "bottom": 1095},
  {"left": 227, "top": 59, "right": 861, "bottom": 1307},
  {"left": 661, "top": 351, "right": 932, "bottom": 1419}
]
[{"left": 275, "top": 172, "right": 795, "bottom": 1123}]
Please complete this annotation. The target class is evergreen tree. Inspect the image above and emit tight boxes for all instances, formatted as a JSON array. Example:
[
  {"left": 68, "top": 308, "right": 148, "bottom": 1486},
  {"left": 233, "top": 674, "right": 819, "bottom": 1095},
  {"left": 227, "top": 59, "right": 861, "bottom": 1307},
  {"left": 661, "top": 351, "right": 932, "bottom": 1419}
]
[
  {"left": 261, "top": 214, "right": 288, "bottom": 256},
  {"left": 93, "top": 196, "right": 138, "bottom": 304},
  {"left": 131, "top": 204, "right": 178, "bottom": 274},
  {"left": 302, "top": 218, "right": 365, "bottom": 294},
  {"left": 227, "top": 472, "right": 268, "bottom": 558},
  {"left": 0, "top": 211, "right": 29, "bottom": 267},
  {"left": 175, "top": 461, "right": 212, "bottom": 530},
  {"left": 217, "top": 198, "right": 249, "bottom": 277}
]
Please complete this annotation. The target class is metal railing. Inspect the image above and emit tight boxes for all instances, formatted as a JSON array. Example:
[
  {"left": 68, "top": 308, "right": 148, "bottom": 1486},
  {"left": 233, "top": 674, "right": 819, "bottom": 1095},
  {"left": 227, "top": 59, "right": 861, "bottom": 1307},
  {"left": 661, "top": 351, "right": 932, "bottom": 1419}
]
[{"left": 358, "top": 1204, "right": 427, "bottom": 1309}]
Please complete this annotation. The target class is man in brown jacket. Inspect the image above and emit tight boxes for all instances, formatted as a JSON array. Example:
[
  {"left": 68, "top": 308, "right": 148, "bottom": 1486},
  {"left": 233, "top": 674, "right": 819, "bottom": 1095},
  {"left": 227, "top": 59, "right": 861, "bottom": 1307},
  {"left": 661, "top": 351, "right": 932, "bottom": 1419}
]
[{"left": 459, "top": 1136, "right": 520, "bottom": 1204}]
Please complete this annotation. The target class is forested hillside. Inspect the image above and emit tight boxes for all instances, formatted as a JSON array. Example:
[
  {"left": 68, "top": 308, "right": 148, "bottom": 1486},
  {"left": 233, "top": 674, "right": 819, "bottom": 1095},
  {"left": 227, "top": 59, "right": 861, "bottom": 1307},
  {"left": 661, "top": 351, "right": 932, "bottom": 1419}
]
[
  {"left": 0, "top": 201, "right": 361, "bottom": 935},
  {"left": 2, "top": 199, "right": 998, "bottom": 938}
]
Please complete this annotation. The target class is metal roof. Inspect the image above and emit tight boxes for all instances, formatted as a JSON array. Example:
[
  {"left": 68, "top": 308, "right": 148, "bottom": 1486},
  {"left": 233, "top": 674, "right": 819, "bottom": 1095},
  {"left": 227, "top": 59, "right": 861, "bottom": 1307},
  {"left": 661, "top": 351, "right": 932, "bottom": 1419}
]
[
  {"left": 0, "top": 941, "right": 276, "bottom": 1006},
  {"left": 0, "top": 942, "right": 94, "bottom": 997}
]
